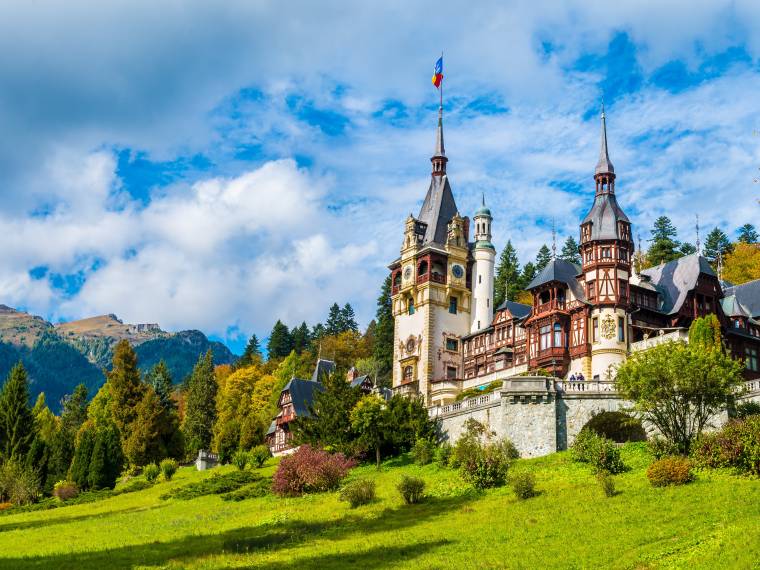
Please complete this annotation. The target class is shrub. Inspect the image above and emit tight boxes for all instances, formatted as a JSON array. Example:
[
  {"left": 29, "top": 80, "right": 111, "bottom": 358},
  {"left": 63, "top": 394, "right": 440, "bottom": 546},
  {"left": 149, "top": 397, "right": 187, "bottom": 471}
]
[
  {"left": 411, "top": 438, "right": 436, "bottom": 466},
  {"left": 143, "top": 463, "right": 160, "bottom": 483},
  {"left": 339, "top": 479, "right": 376, "bottom": 508},
  {"left": 571, "top": 429, "right": 626, "bottom": 474},
  {"left": 249, "top": 445, "right": 271, "bottom": 468},
  {"left": 272, "top": 445, "right": 356, "bottom": 497},
  {"left": 647, "top": 457, "right": 694, "bottom": 487},
  {"left": 510, "top": 471, "right": 536, "bottom": 500},
  {"left": 436, "top": 442, "right": 452, "bottom": 467},
  {"left": 497, "top": 438, "right": 520, "bottom": 461},
  {"left": 52, "top": 481, "right": 79, "bottom": 501},
  {"left": 648, "top": 436, "right": 681, "bottom": 460},
  {"left": 735, "top": 401, "right": 760, "bottom": 419},
  {"left": 461, "top": 442, "right": 511, "bottom": 489},
  {"left": 596, "top": 470, "right": 616, "bottom": 497},
  {"left": 162, "top": 471, "right": 258, "bottom": 500},
  {"left": 0, "top": 461, "right": 40, "bottom": 506},
  {"left": 220, "top": 479, "right": 270, "bottom": 502},
  {"left": 232, "top": 451, "right": 249, "bottom": 471},
  {"left": 160, "top": 459, "right": 178, "bottom": 481},
  {"left": 397, "top": 475, "right": 425, "bottom": 504},
  {"left": 691, "top": 416, "right": 760, "bottom": 475},
  {"left": 584, "top": 411, "right": 646, "bottom": 443}
]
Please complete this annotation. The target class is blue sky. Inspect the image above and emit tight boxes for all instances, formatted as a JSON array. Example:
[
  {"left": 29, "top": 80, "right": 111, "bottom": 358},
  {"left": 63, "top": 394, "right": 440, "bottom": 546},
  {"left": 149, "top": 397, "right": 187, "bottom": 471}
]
[{"left": 0, "top": 1, "right": 759, "bottom": 354}]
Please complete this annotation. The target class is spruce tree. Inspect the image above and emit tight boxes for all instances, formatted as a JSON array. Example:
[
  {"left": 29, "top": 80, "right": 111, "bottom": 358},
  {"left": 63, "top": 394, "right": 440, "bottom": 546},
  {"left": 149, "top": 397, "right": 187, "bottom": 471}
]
[
  {"left": 560, "top": 236, "right": 581, "bottom": 265},
  {"left": 291, "top": 324, "right": 311, "bottom": 354},
  {"left": 107, "top": 340, "right": 145, "bottom": 439},
  {"left": 182, "top": 350, "right": 217, "bottom": 455},
  {"left": 325, "top": 303, "right": 342, "bottom": 335},
  {"left": 267, "top": 321, "right": 294, "bottom": 359},
  {"left": 373, "top": 276, "right": 394, "bottom": 387},
  {"left": 679, "top": 242, "right": 697, "bottom": 255},
  {"left": 88, "top": 424, "right": 123, "bottom": 489},
  {"left": 49, "top": 384, "right": 89, "bottom": 485},
  {"left": 340, "top": 303, "right": 359, "bottom": 333},
  {"left": 0, "top": 363, "right": 36, "bottom": 462},
  {"left": 647, "top": 216, "right": 681, "bottom": 266},
  {"left": 146, "top": 360, "right": 174, "bottom": 410},
  {"left": 737, "top": 223, "right": 759, "bottom": 244},
  {"left": 311, "top": 323, "right": 326, "bottom": 342},
  {"left": 123, "top": 387, "right": 170, "bottom": 467},
  {"left": 236, "top": 334, "right": 263, "bottom": 368},
  {"left": 494, "top": 240, "right": 521, "bottom": 307},
  {"left": 69, "top": 422, "right": 96, "bottom": 489},
  {"left": 703, "top": 227, "right": 732, "bottom": 265},
  {"left": 535, "top": 244, "right": 552, "bottom": 272},
  {"left": 519, "top": 261, "right": 537, "bottom": 291}
]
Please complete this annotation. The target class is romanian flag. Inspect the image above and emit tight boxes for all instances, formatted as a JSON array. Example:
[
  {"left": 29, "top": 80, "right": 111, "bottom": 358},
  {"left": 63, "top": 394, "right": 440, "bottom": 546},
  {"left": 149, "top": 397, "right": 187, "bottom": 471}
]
[{"left": 432, "top": 56, "right": 443, "bottom": 88}]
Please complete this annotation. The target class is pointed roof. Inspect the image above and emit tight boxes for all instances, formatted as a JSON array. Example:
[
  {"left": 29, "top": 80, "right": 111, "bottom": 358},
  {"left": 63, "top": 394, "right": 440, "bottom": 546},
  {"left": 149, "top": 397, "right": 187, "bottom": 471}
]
[
  {"left": 474, "top": 193, "right": 491, "bottom": 217},
  {"left": 581, "top": 192, "right": 630, "bottom": 239},
  {"left": 494, "top": 300, "right": 532, "bottom": 319},
  {"left": 311, "top": 359, "right": 335, "bottom": 383},
  {"left": 640, "top": 254, "right": 716, "bottom": 315},
  {"left": 724, "top": 278, "right": 760, "bottom": 318},
  {"left": 527, "top": 258, "right": 584, "bottom": 299},
  {"left": 418, "top": 175, "right": 458, "bottom": 246},
  {"left": 595, "top": 103, "right": 614, "bottom": 176}
]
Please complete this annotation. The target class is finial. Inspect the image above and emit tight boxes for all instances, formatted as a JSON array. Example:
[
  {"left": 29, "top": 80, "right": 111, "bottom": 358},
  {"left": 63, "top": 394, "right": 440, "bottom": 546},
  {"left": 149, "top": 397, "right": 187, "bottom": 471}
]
[
  {"left": 695, "top": 214, "right": 700, "bottom": 255},
  {"left": 717, "top": 251, "right": 723, "bottom": 281},
  {"left": 636, "top": 232, "right": 642, "bottom": 275},
  {"left": 481, "top": 192, "right": 486, "bottom": 207},
  {"left": 551, "top": 218, "right": 557, "bottom": 260},
  {"left": 595, "top": 100, "right": 614, "bottom": 177}
]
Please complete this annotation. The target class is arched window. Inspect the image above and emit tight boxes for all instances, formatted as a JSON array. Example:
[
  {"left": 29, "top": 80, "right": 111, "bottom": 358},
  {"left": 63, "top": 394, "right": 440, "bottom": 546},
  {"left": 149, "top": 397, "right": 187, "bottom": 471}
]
[
  {"left": 403, "top": 366, "right": 413, "bottom": 383},
  {"left": 418, "top": 260, "right": 428, "bottom": 276},
  {"left": 408, "top": 297, "right": 415, "bottom": 315},
  {"left": 553, "top": 323, "right": 562, "bottom": 347},
  {"left": 393, "top": 273, "right": 401, "bottom": 288}
]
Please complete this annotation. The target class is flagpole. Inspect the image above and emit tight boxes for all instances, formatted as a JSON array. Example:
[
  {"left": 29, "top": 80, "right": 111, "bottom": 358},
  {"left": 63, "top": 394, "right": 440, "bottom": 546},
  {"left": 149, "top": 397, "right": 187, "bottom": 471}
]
[{"left": 440, "top": 50, "right": 443, "bottom": 111}]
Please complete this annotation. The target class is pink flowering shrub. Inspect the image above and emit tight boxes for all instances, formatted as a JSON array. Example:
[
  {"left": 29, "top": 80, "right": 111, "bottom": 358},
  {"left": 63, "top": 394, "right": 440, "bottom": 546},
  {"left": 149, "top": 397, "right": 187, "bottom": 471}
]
[{"left": 272, "top": 445, "right": 356, "bottom": 496}]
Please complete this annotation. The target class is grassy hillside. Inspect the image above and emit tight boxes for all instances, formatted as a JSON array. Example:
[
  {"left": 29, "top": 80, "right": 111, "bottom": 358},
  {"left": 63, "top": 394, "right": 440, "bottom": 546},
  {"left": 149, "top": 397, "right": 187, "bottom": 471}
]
[{"left": 0, "top": 445, "right": 757, "bottom": 569}]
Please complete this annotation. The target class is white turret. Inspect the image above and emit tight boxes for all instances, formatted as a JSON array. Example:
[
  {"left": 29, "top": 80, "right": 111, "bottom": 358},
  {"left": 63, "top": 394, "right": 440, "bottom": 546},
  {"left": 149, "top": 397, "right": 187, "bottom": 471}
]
[{"left": 471, "top": 194, "right": 496, "bottom": 332}]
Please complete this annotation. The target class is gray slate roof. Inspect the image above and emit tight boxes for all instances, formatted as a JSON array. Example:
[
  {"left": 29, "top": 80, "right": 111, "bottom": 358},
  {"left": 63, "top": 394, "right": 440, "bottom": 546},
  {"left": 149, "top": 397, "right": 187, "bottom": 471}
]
[
  {"left": 349, "top": 374, "right": 371, "bottom": 389},
  {"left": 580, "top": 192, "right": 630, "bottom": 240},
  {"left": 527, "top": 259, "right": 584, "bottom": 299},
  {"left": 724, "top": 278, "right": 760, "bottom": 318},
  {"left": 494, "top": 300, "right": 532, "bottom": 319},
  {"left": 311, "top": 359, "right": 335, "bottom": 383},
  {"left": 640, "top": 254, "right": 716, "bottom": 315},
  {"left": 281, "top": 377, "right": 324, "bottom": 416},
  {"left": 418, "top": 175, "right": 459, "bottom": 246}
]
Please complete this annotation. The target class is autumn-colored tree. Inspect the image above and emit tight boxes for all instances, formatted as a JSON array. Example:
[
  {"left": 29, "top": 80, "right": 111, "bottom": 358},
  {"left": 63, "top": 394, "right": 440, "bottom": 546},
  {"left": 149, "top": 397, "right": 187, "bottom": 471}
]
[
  {"left": 350, "top": 395, "right": 388, "bottom": 468},
  {"left": 318, "top": 331, "right": 371, "bottom": 376},
  {"left": 213, "top": 364, "right": 264, "bottom": 461},
  {"left": 32, "top": 393, "right": 59, "bottom": 444},
  {"left": 722, "top": 243, "right": 760, "bottom": 285}
]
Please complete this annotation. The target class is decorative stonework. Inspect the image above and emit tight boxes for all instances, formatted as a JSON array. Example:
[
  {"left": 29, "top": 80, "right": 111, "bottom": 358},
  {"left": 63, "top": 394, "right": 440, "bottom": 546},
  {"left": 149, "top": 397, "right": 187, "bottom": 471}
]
[{"left": 601, "top": 315, "right": 616, "bottom": 340}]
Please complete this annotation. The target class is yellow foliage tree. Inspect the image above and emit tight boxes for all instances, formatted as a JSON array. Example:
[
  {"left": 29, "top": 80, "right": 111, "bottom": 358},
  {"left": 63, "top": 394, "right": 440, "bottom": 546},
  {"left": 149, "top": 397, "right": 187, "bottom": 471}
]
[
  {"left": 212, "top": 364, "right": 262, "bottom": 460},
  {"left": 722, "top": 243, "right": 760, "bottom": 285},
  {"left": 318, "top": 331, "right": 371, "bottom": 374}
]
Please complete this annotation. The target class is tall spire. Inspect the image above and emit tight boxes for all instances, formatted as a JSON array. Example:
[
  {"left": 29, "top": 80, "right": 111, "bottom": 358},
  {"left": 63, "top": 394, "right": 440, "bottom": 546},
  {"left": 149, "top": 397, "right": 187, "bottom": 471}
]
[
  {"left": 431, "top": 104, "right": 447, "bottom": 176},
  {"left": 595, "top": 101, "right": 614, "bottom": 176}
]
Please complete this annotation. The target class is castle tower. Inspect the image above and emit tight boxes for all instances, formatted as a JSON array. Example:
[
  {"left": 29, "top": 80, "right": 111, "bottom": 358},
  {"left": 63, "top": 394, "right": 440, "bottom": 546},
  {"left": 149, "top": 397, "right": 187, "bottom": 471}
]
[
  {"left": 579, "top": 105, "right": 634, "bottom": 381},
  {"left": 388, "top": 105, "right": 472, "bottom": 405},
  {"left": 471, "top": 194, "right": 495, "bottom": 332}
]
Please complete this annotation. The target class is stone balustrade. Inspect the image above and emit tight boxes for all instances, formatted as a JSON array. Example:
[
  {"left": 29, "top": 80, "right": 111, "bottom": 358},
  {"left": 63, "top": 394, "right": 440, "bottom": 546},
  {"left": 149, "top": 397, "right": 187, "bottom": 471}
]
[
  {"left": 429, "top": 391, "right": 495, "bottom": 418},
  {"left": 555, "top": 379, "right": 617, "bottom": 393},
  {"left": 629, "top": 329, "right": 689, "bottom": 352}
]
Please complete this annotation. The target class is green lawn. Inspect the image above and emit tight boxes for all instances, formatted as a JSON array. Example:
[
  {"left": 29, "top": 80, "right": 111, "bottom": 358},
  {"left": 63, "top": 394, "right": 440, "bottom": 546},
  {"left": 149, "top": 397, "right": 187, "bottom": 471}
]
[{"left": 0, "top": 445, "right": 758, "bottom": 569}]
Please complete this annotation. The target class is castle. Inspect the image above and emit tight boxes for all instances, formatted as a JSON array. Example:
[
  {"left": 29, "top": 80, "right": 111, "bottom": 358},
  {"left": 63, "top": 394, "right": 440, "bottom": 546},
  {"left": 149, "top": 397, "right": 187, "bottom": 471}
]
[{"left": 388, "top": 104, "right": 760, "bottom": 410}]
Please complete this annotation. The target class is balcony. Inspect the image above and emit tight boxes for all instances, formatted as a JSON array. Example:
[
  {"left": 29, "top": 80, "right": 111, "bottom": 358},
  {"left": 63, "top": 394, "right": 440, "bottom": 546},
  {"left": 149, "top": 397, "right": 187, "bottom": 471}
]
[
  {"left": 630, "top": 329, "right": 688, "bottom": 352},
  {"left": 276, "top": 412, "right": 296, "bottom": 426},
  {"left": 534, "top": 300, "right": 566, "bottom": 315}
]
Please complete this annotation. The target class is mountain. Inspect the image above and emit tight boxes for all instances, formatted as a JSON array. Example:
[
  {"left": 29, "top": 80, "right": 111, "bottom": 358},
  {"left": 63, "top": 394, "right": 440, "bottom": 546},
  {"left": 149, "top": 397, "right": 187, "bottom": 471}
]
[{"left": 0, "top": 306, "right": 237, "bottom": 412}]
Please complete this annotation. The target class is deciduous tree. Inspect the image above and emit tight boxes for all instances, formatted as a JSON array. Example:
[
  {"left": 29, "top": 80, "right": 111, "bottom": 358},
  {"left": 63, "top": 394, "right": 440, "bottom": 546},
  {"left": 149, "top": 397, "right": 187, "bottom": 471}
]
[
  {"left": 722, "top": 243, "right": 760, "bottom": 285},
  {"left": 350, "top": 395, "right": 388, "bottom": 468}
]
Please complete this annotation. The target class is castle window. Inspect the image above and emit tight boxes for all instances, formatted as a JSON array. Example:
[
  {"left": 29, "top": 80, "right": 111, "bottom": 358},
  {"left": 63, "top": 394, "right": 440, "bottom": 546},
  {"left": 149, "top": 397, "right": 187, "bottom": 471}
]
[
  {"left": 746, "top": 347, "right": 758, "bottom": 371},
  {"left": 540, "top": 325, "right": 551, "bottom": 350},
  {"left": 403, "top": 366, "right": 414, "bottom": 383},
  {"left": 408, "top": 298, "right": 415, "bottom": 315},
  {"left": 446, "top": 338, "right": 459, "bottom": 351},
  {"left": 478, "top": 275, "right": 481, "bottom": 284},
  {"left": 418, "top": 260, "right": 428, "bottom": 276},
  {"left": 618, "top": 317, "right": 625, "bottom": 342},
  {"left": 449, "top": 296, "right": 458, "bottom": 314},
  {"left": 587, "top": 281, "right": 596, "bottom": 300},
  {"left": 393, "top": 273, "right": 401, "bottom": 288},
  {"left": 446, "top": 366, "right": 457, "bottom": 380},
  {"left": 619, "top": 248, "right": 627, "bottom": 261},
  {"left": 553, "top": 323, "right": 562, "bottom": 347},
  {"left": 619, "top": 279, "right": 627, "bottom": 299},
  {"left": 592, "top": 318, "right": 599, "bottom": 342},
  {"left": 601, "top": 247, "right": 611, "bottom": 259}
]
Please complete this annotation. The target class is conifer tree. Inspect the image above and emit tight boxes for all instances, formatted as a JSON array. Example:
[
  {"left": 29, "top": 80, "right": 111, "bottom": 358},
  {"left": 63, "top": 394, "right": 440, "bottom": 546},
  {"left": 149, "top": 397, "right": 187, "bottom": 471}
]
[
  {"left": 703, "top": 227, "right": 732, "bottom": 266},
  {"left": 340, "top": 303, "right": 359, "bottom": 333},
  {"left": 291, "top": 323, "right": 311, "bottom": 354},
  {"left": 107, "top": 340, "right": 145, "bottom": 439},
  {"left": 647, "top": 216, "right": 681, "bottom": 266},
  {"left": 124, "top": 386, "right": 181, "bottom": 466},
  {"left": 146, "top": 360, "right": 174, "bottom": 411},
  {"left": 182, "top": 350, "right": 217, "bottom": 455},
  {"left": 69, "top": 422, "right": 96, "bottom": 489},
  {"left": 236, "top": 334, "right": 263, "bottom": 368},
  {"left": 87, "top": 424, "right": 123, "bottom": 490},
  {"left": 311, "top": 323, "right": 326, "bottom": 342},
  {"left": 325, "top": 303, "right": 343, "bottom": 335},
  {"left": 373, "top": 275, "right": 394, "bottom": 386},
  {"left": 519, "top": 261, "right": 537, "bottom": 291},
  {"left": 679, "top": 242, "right": 697, "bottom": 255},
  {"left": 48, "top": 384, "right": 88, "bottom": 485},
  {"left": 0, "top": 363, "right": 36, "bottom": 462},
  {"left": 267, "top": 321, "right": 294, "bottom": 359},
  {"left": 535, "top": 244, "right": 552, "bottom": 272},
  {"left": 737, "top": 223, "right": 759, "bottom": 244},
  {"left": 560, "top": 236, "right": 581, "bottom": 265},
  {"left": 494, "top": 240, "right": 521, "bottom": 307}
]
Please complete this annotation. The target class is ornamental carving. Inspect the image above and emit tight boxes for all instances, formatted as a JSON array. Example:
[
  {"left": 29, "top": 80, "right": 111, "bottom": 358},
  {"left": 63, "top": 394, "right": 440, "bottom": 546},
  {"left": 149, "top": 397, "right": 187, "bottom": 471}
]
[{"left": 601, "top": 315, "right": 616, "bottom": 340}]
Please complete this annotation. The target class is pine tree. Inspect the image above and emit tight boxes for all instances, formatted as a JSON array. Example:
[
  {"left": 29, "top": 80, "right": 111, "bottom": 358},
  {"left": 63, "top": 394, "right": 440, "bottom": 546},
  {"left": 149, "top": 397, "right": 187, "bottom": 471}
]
[
  {"left": 146, "top": 360, "right": 174, "bottom": 410},
  {"left": 560, "top": 236, "right": 581, "bottom": 265},
  {"left": 69, "top": 422, "right": 96, "bottom": 489},
  {"left": 535, "top": 244, "right": 552, "bottom": 272},
  {"left": 88, "top": 424, "right": 123, "bottom": 490},
  {"left": 182, "top": 350, "right": 217, "bottom": 455},
  {"left": 340, "top": 303, "right": 359, "bottom": 333},
  {"left": 291, "top": 323, "right": 311, "bottom": 354},
  {"left": 737, "top": 223, "right": 759, "bottom": 244},
  {"left": 107, "top": 340, "right": 145, "bottom": 439},
  {"left": 494, "top": 240, "right": 521, "bottom": 307},
  {"left": 679, "top": 242, "right": 697, "bottom": 255},
  {"left": 267, "top": 321, "right": 294, "bottom": 360},
  {"left": 647, "top": 216, "right": 681, "bottom": 266},
  {"left": 0, "top": 363, "right": 36, "bottom": 462},
  {"left": 325, "top": 303, "right": 343, "bottom": 335},
  {"left": 236, "top": 334, "right": 263, "bottom": 368},
  {"left": 124, "top": 386, "right": 175, "bottom": 467},
  {"left": 703, "top": 227, "right": 732, "bottom": 266},
  {"left": 311, "top": 323, "right": 326, "bottom": 342},
  {"left": 373, "top": 275, "right": 394, "bottom": 387},
  {"left": 48, "top": 384, "right": 89, "bottom": 486},
  {"left": 519, "top": 261, "right": 537, "bottom": 291}
]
